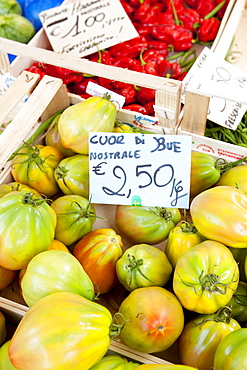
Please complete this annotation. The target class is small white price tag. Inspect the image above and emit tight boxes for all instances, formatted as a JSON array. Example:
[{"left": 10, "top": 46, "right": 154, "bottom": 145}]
[
  {"left": 86, "top": 81, "right": 126, "bottom": 109},
  {"left": 182, "top": 47, "right": 247, "bottom": 130},
  {"left": 89, "top": 133, "right": 192, "bottom": 208},
  {"left": 39, "top": 0, "right": 139, "bottom": 58}
]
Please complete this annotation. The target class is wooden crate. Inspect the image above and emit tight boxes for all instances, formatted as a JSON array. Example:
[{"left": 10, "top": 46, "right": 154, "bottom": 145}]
[
  {"left": 0, "top": 0, "right": 245, "bottom": 162},
  {"left": 0, "top": 70, "right": 182, "bottom": 365}
]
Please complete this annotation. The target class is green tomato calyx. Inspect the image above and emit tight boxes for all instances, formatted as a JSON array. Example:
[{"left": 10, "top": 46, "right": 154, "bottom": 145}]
[
  {"left": 22, "top": 192, "right": 46, "bottom": 207},
  {"left": 126, "top": 254, "right": 153, "bottom": 287},
  {"left": 55, "top": 165, "right": 68, "bottom": 179}
]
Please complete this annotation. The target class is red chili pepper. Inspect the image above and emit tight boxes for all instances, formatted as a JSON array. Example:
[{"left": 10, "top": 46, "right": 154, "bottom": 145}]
[
  {"left": 156, "top": 12, "right": 175, "bottom": 25},
  {"left": 198, "top": 17, "right": 220, "bottom": 43},
  {"left": 62, "top": 73, "right": 83, "bottom": 85},
  {"left": 144, "top": 100, "right": 155, "bottom": 116},
  {"left": 215, "top": 0, "right": 229, "bottom": 19},
  {"left": 146, "top": 40, "right": 169, "bottom": 57},
  {"left": 133, "top": 22, "right": 154, "bottom": 41},
  {"left": 136, "top": 86, "right": 156, "bottom": 105},
  {"left": 177, "top": 8, "right": 200, "bottom": 32},
  {"left": 113, "top": 56, "right": 141, "bottom": 71},
  {"left": 122, "top": 104, "right": 148, "bottom": 115},
  {"left": 115, "top": 84, "right": 137, "bottom": 105},
  {"left": 195, "top": 0, "right": 215, "bottom": 18},
  {"left": 89, "top": 50, "right": 114, "bottom": 65},
  {"left": 69, "top": 77, "right": 98, "bottom": 96},
  {"left": 120, "top": 1, "right": 136, "bottom": 17},
  {"left": 108, "top": 36, "right": 148, "bottom": 58},
  {"left": 142, "top": 49, "right": 166, "bottom": 64},
  {"left": 184, "top": 0, "right": 199, "bottom": 9},
  {"left": 133, "top": 0, "right": 159, "bottom": 23},
  {"left": 175, "top": 71, "right": 188, "bottom": 80},
  {"left": 165, "top": 0, "right": 186, "bottom": 14},
  {"left": 136, "top": 49, "right": 159, "bottom": 75},
  {"left": 158, "top": 60, "right": 182, "bottom": 79},
  {"left": 25, "top": 65, "right": 46, "bottom": 79},
  {"left": 151, "top": 24, "right": 193, "bottom": 51},
  {"left": 98, "top": 77, "right": 114, "bottom": 90}
]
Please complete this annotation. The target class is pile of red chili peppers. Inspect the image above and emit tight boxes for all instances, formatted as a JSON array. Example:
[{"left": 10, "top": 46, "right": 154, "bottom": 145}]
[{"left": 24, "top": 0, "right": 229, "bottom": 116}]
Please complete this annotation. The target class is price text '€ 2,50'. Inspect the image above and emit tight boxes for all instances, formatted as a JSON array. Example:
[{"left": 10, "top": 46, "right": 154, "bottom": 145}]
[{"left": 89, "top": 133, "right": 190, "bottom": 207}]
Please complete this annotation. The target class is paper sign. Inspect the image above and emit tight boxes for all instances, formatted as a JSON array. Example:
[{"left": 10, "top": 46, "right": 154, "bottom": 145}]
[
  {"left": 89, "top": 133, "right": 192, "bottom": 208},
  {"left": 39, "top": 0, "right": 139, "bottom": 58},
  {"left": 86, "top": 81, "right": 126, "bottom": 109},
  {"left": 182, "top": 47, "right": 247, "bottom": 130}
]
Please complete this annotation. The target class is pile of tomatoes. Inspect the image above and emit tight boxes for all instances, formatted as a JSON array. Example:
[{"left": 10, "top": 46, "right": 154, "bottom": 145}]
[{"left": 0, "top": 94, "right": 246, "bottom": 370}]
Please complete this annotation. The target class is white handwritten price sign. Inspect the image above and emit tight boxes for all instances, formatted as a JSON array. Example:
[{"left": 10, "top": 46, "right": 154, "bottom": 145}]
[
  {"left": 39, "top": 0, "right": 139, "bottom": 58},
  {"left": 182, "top": 47, "right": 247, "bottom": 130},
  {"left": 89, "top": 133, "right": 192, "bottom": 208}
]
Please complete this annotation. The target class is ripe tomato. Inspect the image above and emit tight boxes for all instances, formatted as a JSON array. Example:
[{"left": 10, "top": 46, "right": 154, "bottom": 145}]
[
  {"left": 214, "top": 328, "right": 247, "bottom": 369},
  {"left": 190, "top": 186, "right": 247, "bottom": 248},
  {"left": 11, "top": 144, "right": 63, "bottom": 197},
  {"left": 116, "top": 244, "right": 172, "bottom": 291},
  {"left": 173, "top": 240, "right": 239, "bottom": 314},
  {"left": 73, "top": 228, "right": 123, "bottom": 294},
  {"left": 50, "top": 194, "right": 96, "bottom": 245},
  {"left": 9, "top": 292, "right": 115, "bottom": 370},
  {"left": 178, "top": 306, "right": 241, "bottom": 370},
  {"left": 54, "top": 154, "right": 89, "bottom": 198},
  {"left": 117, "top": 286, "right": 184, "bottom": 353},
  {"left": 115, "top": 205, "right": 181, "bottom": 245},
  {"left": 89, "top": 354, "right": 139, "bottom": 369},
  {"left": 48, "top": 239, "right": 70, "bottom": 253},
  {"left": 165, "top": 221, "right": 204, "bottom": 268},
  {"left": 21, "top": 250, "right": 95, "bottom": 307},
  {"left": 0, "top": 190, "right": 57, "bottom": 270}
]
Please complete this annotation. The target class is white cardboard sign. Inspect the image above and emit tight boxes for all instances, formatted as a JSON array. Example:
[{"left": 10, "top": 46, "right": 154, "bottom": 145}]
[
  {"left": 89, "top": 133, "right": 192, "bottom": 208},
  {"left": 39, "top": 0, "right": 139, "bottom": 58},
  {"left": 182, "top": 47, "right": 247, "bottom": 130}
]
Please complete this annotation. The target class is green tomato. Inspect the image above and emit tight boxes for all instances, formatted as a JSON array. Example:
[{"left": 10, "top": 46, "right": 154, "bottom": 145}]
[
  {"left": 21, "top": 250, "right": 95, "bottom": 307},
  {"left": 228, "top": 281, "right": 247, "bottom": 323},
  {"left": 55, "top": 154, "right": 89, "bottom": 198},
  {"left": 165, "top": 221, "right": 204, "bottom": 268},
  {"left": 178, "top": 306, "right": 241, "bottom": 370},
  {"left": 116, "top": 244, "right": 172, "bottom": 291},
  {"left": 214, "top": 328, "right": 247, "bottom": 369},
  {"left": 50, "top": 194, "right": 96, "bottom": 246},
  {"left": 0, "top": 190, "right": 56, "bottom": 270},
  {"left": 173, "top": 240, "right": 239, "bottom": 314},
  {"left": 115, "top": 206, "right": 181, "bottom": 245}
]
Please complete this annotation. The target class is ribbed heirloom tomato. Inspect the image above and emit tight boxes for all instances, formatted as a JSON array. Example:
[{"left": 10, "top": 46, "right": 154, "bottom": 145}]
[
  {"left": 115, "top": 205, "right": 181, "bottom": 245},
  {"left": 177, "top": 306, "right": 241, "bottom": 370},
  {"left": 73, "top": 228, "right": 123, "bottom": 294},
  {"left": 116, "top": 243, "right": 172, "bottom": 291},
  {"left": 117, "top": 286, "right": 184, "bottom": 353},
  {"left": 173, "top": 240, "right": 239, "bottom": 314},
  {"left": 11, "top": 144, "right": 63, "bottom": 197},
  {"left": 0, "top": 340, "right": 17, "bottom": 370},
  {"left": 9, "top": 292, "right": 118, "bottom": 370},
  {"left": 89, "top": 354, "right": 139, "bottom": 369},
  {"left": 190, "top": 186, "right": 247, "bottom": 248}
]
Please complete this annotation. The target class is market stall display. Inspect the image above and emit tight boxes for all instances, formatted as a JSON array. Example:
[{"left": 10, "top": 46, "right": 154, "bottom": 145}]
[{"left": 0, "top": 0, "right": 246, "bottom": 368}]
